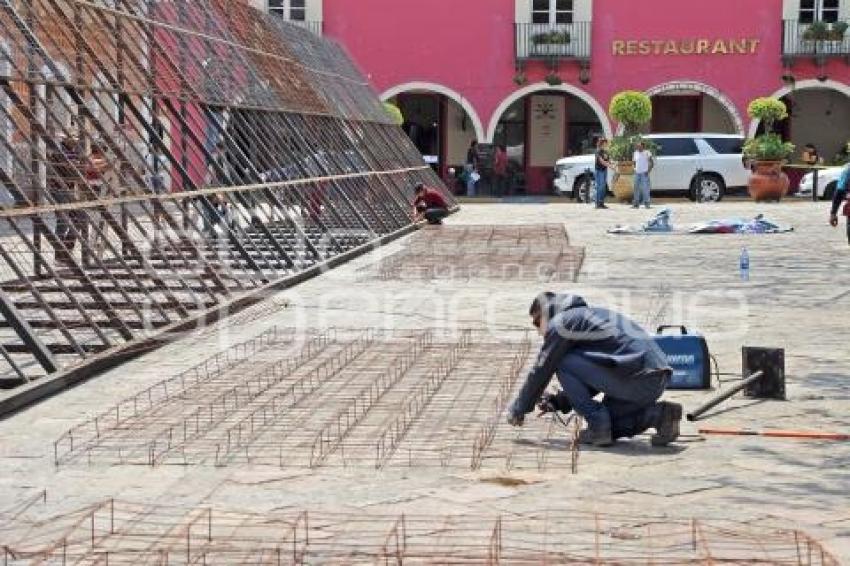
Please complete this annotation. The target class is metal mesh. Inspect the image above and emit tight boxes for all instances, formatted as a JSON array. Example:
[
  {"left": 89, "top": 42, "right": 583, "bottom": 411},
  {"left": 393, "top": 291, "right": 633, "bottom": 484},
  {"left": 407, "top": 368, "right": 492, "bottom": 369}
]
[
  {"left": 0, "top": 495, "right": 840, "bottom": 564},
  {"left": 0, "top": 0, "right": 453, "bottom": 386}
]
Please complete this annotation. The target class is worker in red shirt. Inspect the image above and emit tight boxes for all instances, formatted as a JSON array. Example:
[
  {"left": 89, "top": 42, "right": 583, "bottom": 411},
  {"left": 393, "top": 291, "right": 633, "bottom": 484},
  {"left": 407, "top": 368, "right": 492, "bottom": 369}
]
[{"left": 412, "top": 183, "right": 449, "bottom": 225}]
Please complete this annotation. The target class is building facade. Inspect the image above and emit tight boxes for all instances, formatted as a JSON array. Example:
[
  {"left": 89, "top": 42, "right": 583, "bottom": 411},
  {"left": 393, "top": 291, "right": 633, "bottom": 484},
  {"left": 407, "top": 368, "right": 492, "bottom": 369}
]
[{"left": 256, "top": 0, "right": 850, "bottom": 194}]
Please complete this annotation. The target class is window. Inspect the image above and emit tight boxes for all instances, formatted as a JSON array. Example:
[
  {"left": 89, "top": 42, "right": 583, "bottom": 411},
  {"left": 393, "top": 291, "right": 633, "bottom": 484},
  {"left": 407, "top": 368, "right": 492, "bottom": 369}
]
[
  {"left": 654, "top": 138, "right": 699, "bottom": 157},
  {"left": 531, "top": 0, "right": 573, "bottom": 25},
  {"left": 799, "top": 0, "right": 840, "bottom": 23},
  {"left": 268, "top": 0, "right": 306, "bottom": 21},
  {"left": 705, "top": 137, "right": 744, "bottom": 155}
]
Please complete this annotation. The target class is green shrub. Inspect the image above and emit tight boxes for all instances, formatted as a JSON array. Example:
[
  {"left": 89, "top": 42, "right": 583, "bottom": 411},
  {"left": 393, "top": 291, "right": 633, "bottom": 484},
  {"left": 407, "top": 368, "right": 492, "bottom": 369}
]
[
  {"left": 831, "top": 21, "right": 849, "bottom": 39},
  {"left": 609, "top": 91, "right": 652, "bottom": 135},
  {"left": 743, "top": 133, "right": 795, "bottom": 161},
  {"left": 747, "top": 97, "right": 788, "bottom": 133},
  {"left": 803, "top": 21, "right": 829, "bottom": 40},
  {"left": 608, "top": 135, "right": 659, "bottom": 163},
  {"left": 383, "top": 102, "right": 403, "bottom": 126},
  {"left": 532, "top": 31, "right": 571, "bottom": 45}
]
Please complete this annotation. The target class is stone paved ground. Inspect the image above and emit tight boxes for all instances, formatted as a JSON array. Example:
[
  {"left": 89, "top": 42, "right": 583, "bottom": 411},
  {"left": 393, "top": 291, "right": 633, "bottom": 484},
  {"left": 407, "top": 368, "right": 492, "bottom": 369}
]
[{"left": 0, "top": 200, "right": 848, "bottom": 561}]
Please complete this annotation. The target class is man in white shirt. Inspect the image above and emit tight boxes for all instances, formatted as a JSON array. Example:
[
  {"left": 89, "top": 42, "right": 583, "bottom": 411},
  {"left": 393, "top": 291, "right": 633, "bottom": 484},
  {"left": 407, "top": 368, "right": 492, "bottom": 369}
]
[{"left": 632, "top": 140, "right": 654, "bottom": 209}]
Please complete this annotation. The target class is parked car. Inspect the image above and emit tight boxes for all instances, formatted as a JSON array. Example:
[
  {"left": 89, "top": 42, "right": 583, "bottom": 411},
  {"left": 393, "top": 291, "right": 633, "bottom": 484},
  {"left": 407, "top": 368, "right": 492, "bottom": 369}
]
[
  {"left": 553, "top": 133, "right": 750, "bottom": 202},
  {"left": 797, "top": 165, "right": 846, "bottom": 199}
]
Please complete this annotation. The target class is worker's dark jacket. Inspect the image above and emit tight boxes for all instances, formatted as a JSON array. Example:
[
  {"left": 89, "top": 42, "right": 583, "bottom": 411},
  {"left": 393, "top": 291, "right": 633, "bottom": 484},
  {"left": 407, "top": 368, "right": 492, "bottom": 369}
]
[{"left": 510, "top": 294, "right": 670, "bottom": 416}]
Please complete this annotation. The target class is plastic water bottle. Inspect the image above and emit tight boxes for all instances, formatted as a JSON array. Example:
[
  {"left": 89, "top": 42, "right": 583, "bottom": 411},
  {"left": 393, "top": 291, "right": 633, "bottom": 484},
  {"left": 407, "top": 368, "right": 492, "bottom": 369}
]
[{"left": 739, "top": 247, "right": 750, "bottom": 281}]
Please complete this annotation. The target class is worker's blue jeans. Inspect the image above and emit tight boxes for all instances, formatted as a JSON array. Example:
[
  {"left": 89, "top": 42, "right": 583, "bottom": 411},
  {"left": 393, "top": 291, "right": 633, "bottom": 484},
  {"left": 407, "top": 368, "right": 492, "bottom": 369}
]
[{"left": 556, "top": 352, "right": 667, "bottom": 438}]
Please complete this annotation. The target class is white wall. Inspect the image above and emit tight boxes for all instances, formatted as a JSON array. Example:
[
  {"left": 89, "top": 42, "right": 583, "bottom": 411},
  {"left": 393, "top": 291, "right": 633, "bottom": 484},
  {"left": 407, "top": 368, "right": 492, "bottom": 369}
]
[
  {"left": 788, "top": 89, "right": 850, "bottom": 162},
  {"left": 529, "top": 94, "right": 565, "bottom": 167},
  {"left": 446, "top": 100, "right": 477, "bottom": 165}
]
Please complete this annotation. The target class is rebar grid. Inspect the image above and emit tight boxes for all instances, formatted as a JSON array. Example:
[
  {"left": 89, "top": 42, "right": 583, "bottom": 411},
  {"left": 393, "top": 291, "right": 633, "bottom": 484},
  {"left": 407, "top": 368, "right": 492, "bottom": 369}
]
[
  {"left": 361, "top": 225, "right": 586, "bottom": 282},
  {"left": 0, "top": 499, "right": 840, "bottom": 565},
  {"left": 51, "top": 327, "right": 589, "bottom": 472},
  {"left": 0, "top": 0, "right": 454, "bottom": 385}
]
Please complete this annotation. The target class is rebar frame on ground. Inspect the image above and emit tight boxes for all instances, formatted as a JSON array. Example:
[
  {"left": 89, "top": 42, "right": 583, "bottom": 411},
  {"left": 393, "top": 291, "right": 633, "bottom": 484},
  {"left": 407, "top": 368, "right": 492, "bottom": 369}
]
[
  {"left": 0, "top": 498, "right": 840, "bottom": 564},
  {"left": 0, "top": 0, "right": 454, "bottom": 387},
  {"left": 51, "top": 327, "right": 587, "bottom": 472},
  {"left": 360, "top": 225, "right": 586, "bottom": 281}
]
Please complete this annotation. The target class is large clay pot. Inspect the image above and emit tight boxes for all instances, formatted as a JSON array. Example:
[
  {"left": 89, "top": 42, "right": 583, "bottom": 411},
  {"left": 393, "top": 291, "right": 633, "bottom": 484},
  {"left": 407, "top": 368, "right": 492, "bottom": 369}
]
[
  {"left": 748, "top": 161, "right": 790, "bottom": 202},
  {"left": 612, "top": 161, "right": 635, "bottom": 202}
]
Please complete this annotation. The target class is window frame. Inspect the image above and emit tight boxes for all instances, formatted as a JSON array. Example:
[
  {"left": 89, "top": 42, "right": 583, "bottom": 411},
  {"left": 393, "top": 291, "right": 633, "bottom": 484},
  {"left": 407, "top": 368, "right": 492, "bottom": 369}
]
[
  {"left": 653, "top": 137, "right": 700, "bottom": 157},
  {"left": 268, "top": 0, "right": 306, "bottom": 22},
  {"left": 799, "top": 0, "right": 841, "bottom": 24},
  {"left": 531, "top": 0, "right": 574, "bottom": 26}
]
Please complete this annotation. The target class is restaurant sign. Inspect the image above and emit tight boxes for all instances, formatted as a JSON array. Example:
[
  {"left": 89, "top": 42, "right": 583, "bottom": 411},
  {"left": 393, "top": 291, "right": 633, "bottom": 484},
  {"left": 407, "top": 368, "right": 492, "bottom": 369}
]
[{"left": 612, "top": 39, "right": 761, "bottom": 56}]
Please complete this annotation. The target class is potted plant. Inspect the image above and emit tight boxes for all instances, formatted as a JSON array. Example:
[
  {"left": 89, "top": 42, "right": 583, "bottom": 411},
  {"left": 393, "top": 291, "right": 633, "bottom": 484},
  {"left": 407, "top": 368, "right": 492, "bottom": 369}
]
[
  {"left": 743, "top": 97, "right": 795, "bottom": 201},
  {"left": 531, "top": 30, "right": 571, "bottom": 56},
  {"left": 825, "top": 21, "right": 849, "bottom": 53},
  {"left": 544, "top": 71, "right": 562, "bottom": 86},
  {"left": 513, "top": 71, "right": 528, "bottom": 86},
  {"left": 608, "top": 90, "right": 653, "bottom": 201}
]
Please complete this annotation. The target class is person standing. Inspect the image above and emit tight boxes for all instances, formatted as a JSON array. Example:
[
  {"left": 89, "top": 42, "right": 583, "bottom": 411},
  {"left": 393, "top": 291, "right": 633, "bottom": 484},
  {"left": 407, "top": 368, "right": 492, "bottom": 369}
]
[
  {"left": 594, "top": 138, "right": 612, "bottom": 209},
  {"left": 465, "top": 140, "right": 479, "bottom": 197},
  {"left": 493, "top": 144, "right": 508, "bottom": 198},
  {"left": 801, "top": 143, "right": 822, "bottom": 166},
  {"left": 632, "top": 140, "right": 654, "bottom": 209},
  {"left": 829, "top": 161, "right": 850, "bottom": 245}
]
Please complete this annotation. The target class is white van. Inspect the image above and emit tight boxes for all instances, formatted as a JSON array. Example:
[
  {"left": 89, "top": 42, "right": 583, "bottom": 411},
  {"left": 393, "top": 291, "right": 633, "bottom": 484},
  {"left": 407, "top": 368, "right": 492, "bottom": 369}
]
[{"left": 554, "top": 133, "right": 750, "bottom": 202}]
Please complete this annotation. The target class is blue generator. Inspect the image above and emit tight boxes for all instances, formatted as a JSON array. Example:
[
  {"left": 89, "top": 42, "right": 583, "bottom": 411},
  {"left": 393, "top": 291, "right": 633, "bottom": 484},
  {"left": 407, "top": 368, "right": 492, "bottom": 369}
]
[{"left": 653, "top": 326, "right": 711, "bottom": 390}]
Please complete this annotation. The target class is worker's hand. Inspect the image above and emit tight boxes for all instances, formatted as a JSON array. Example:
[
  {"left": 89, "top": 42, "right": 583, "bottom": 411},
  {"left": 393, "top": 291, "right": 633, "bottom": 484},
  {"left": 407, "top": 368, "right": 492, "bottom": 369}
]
[
  {"left": 830, "top": 214, "right": 839, "bottom": 227},
  {"left": 507, "top": 411, "right": 524, "bottom": 427}
]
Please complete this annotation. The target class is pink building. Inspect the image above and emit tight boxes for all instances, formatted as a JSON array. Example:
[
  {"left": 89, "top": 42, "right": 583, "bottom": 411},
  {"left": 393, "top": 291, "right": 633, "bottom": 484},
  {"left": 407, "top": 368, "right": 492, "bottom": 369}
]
[{"left": 255, "top": 0, "right": 850, "bottom": 194}]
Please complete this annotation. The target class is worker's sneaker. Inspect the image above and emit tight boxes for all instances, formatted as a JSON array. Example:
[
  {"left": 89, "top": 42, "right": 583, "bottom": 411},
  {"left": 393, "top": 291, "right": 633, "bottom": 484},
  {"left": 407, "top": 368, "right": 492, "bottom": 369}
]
[
  {"left": 577, "top": 409, "right": 614, "bottom": 447},
  {"left": 649, "top": 401, "right": 683, "bottom": 447}
]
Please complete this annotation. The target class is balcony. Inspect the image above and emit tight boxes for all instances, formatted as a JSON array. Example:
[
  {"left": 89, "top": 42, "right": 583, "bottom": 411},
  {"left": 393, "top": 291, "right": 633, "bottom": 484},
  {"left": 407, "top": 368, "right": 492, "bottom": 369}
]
[
  {"left": 515, "top": 22, "right": 591, "bottom": 61},
  {"left": 290, "top": 20, "right": 323, "bottom": 35},
  {"left": 782, "top": 19, "right": 850, "bottom": 59}
]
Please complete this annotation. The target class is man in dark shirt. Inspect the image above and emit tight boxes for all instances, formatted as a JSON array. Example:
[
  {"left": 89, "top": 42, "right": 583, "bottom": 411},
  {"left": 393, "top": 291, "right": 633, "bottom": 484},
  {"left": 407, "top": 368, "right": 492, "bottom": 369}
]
[
  {"left": 412, "top": 183, "right": 449, "bottom": 225},
  {"left": 594, "top": 138, "right": 612, "bottom": 209}
]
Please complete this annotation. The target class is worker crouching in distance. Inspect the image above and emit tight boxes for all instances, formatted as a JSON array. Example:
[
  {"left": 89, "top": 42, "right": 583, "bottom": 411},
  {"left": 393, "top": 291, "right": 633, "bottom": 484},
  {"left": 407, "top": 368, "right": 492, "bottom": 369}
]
[
  {"left": 507, "top": 292, "right": 683, "bottom": 447},
  {"left": 412, "top": 183, "right": 449, "bottom": 225}
]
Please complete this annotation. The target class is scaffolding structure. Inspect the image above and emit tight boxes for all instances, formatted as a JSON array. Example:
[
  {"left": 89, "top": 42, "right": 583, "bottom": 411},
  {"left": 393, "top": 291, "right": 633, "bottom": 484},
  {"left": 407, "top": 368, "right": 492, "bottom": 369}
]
[
  {"left": 51, "top": 327, "right": 588, "bottom": 472},
  {"left": 0, "top": 0, "right": 452, "bottom": 387},
  {"left": 0, "top": 497, "right": 840, "bottom": 564},
  {"left": 360, "top": 225, "right": 585, "bottom": 281}
]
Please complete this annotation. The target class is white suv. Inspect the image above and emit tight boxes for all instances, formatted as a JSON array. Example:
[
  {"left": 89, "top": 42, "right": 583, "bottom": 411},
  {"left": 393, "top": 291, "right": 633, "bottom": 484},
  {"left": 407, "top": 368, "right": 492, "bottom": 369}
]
[{"left": 554, "top": 134, "right": 750, "bottom": 202}]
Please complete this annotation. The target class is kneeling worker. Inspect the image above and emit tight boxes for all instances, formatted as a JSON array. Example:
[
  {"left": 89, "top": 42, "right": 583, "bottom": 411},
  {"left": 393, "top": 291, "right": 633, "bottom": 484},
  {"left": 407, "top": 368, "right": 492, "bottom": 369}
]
[
  {"left": 412, "top": 183, "right": 449, "bottom": 225},
  {"left": 507, "top": 292, "right": 682, "bottom": 447}
]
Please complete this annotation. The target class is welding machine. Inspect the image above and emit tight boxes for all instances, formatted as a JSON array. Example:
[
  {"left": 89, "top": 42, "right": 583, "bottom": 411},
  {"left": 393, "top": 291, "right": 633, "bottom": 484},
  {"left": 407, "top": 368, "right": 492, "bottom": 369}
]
[{"left": 653, "top": 325, "right": 711, "bottom": 390}]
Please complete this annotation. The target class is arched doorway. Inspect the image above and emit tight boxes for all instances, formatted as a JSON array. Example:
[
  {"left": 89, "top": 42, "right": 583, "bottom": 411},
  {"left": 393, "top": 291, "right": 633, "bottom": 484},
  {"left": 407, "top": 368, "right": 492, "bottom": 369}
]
[
  {"left": 641, "top": 81, "right": 744, "bottom": 135},
  {"left": 380, "top": 82, "right": 483, "bottom": 186},
  {"left": 751, "top": 80, "right": 850, "bottom": 165},
  {"left": 487, "top": 84, "right": 609, "bottom": 195}
]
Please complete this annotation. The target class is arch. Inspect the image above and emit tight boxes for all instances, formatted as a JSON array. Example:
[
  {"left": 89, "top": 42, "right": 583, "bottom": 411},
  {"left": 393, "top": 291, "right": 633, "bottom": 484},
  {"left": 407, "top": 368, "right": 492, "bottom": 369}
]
[
  {"left": 486, "top": 83, "right": 612, "bottom": 142},
  {"left": 379, "top": 82, "right": 485, "bottom": 142},
  {"left": 615, "top": 80, "right": 745, "bottom": 136},
  {"left": 747, "top": 79, "right": 850, "bottom": 137}
]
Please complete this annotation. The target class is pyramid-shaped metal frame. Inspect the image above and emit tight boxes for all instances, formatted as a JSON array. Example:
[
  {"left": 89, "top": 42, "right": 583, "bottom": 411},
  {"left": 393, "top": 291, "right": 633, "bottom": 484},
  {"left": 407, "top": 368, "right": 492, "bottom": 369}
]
[{"left": 0, "top": 0, "right": 454, "bottom": 389}]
